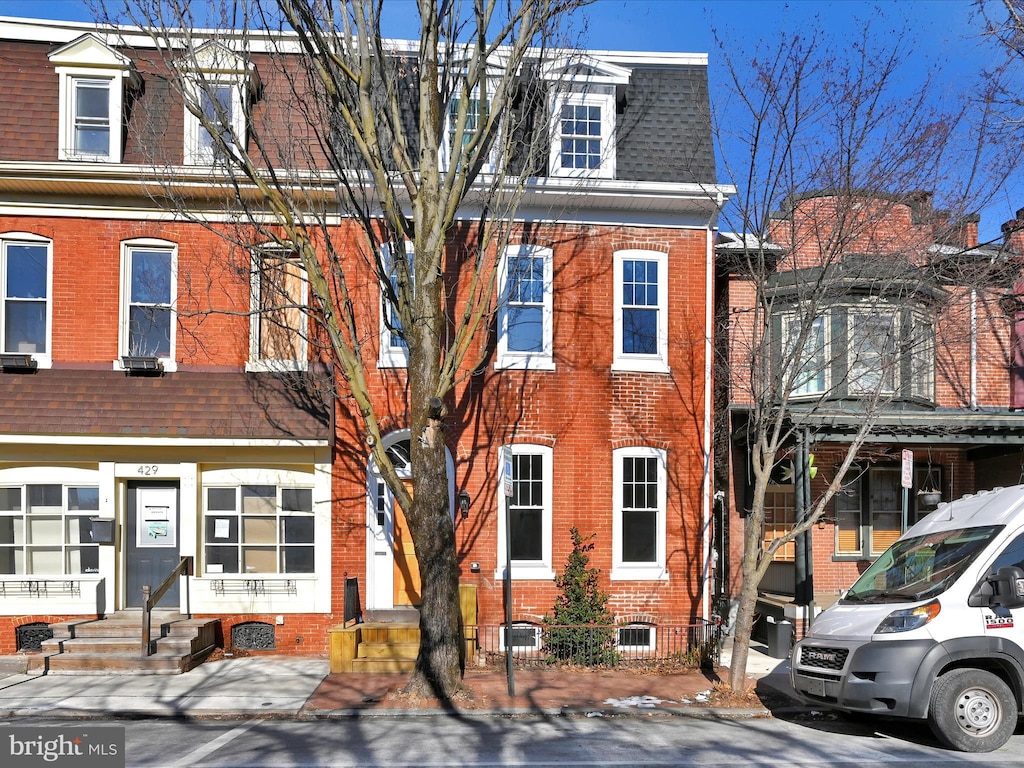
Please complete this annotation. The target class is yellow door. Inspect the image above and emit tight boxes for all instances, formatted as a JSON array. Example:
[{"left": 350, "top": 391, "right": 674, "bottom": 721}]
[{"left": 393, "top": 481, "right": 421, "bottom": 605}]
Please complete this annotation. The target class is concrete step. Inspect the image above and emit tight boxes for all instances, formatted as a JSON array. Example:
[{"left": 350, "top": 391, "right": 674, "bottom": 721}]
[
  {"left": 37, "top": 616, "right": 219, "bottom": 675},
  {"left": 350, "top": 657, "right": 416, "bottom": 673},
  {"left": 357, "top": 641, "right": 420, "bottom": 660},
  {"left": 41, "top": 635, "right": 203, "bottom": 655},
  {"left": 41, "top": 651, "right": 210, "bottom": 675}
]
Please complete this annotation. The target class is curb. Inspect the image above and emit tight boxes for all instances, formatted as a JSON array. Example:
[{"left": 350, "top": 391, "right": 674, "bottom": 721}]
[{"left": 0, "top": 703, "right": 797, "bottom": 721}]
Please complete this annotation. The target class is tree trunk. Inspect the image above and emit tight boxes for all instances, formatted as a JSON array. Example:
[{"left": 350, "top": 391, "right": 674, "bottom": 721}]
[{"left": 728, "top": 511, "right": 764, "bottom": 691}]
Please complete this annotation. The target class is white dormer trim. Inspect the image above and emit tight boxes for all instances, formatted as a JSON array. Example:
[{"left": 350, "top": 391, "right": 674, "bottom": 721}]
[
  {"left": 49, "top": 34, "right": 138, "bottom": 163},
  {"left": 540, "top": 54, "right": 632, "bottom": 86},
  {"left": 543, "top": 55, "right": 629, "bottom": 181},
  {"left": 178, "top": 42, "right": 260, "bottom": 167}
]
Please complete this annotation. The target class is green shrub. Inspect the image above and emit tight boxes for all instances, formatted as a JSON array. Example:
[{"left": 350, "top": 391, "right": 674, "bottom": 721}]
[{"left": 543, "top": 527, "right": 618, "bottom": 665}]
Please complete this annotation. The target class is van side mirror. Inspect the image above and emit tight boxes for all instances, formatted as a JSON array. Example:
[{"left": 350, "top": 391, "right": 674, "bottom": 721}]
[{"left": 983, "top": 566, "right": 1024, "bottom": 611}]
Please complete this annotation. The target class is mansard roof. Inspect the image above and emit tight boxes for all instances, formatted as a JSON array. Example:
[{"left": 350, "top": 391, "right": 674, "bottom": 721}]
[{"left": 0, "top": 17, "right": 719, "bottom": 188}]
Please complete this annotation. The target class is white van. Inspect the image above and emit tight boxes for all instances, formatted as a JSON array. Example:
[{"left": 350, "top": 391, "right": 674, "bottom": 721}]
[{"left": 791, "top": 485, "right": 1024, "bottom": 752}]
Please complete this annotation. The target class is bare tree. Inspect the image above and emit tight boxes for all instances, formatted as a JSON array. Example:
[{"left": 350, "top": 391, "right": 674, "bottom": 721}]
[
  {"left": 710, "top": 21, "right": 1011, "bottom": 691},
  {"left": 98, "top": 0, "right": 591, "bottom": 698}
]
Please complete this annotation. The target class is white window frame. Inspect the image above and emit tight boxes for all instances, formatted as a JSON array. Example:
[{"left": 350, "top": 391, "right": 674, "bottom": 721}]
[
  {"left": 50, "top": 34, "right": 136, "bottom": 163},
  {"left": 118, "top": 238, "right": 177, "bottom": 372},
  {"left": 847, "top": 306, "right": 899, "bottom": 395},
  {"left": 500, "top": 622, "right": 542, "bottom": 653},
  {"left": 612, "top": 249, "right": 669, "bottom": 373},
  {"left": 612, "top": 446, "right": 668, "bottom": 581},
  {"left": 616, "top": 623, "right": 657, "bottom": 654},
  {"left": 202, "top": 484, "right": 316, "bottom": 576},
  {"left": 441, "top": 80, "right": 499, "bottom": 174},
  {"left": 542, "top": 55, "right": 629, "bottom": 180},
  {"left": 180, "top": 42, "right": 255, "bottom": 167},
  {"left": 549, "top": 90, "right": 617, "bottom": 179},
  {"left": 379, "top": 241, "right": 413, "bottom": 368},
  {"left": 183, "top": 77, "right": 246, "bottom": 166},
  {"left": 495, "top": 444, "right": 554, "bottom": 581},
  {"left": 781, "top": 312, "right": 829, "bottom": 397},
  {"left": 0, "top": 232, "right": 52, "bottom": 369},
  {"left": 247, "top": 246, "right": 308, "bottom": 372},
  {"left": 0, "top": 470, "right": 102, "bottom": 577},
  {"left": 496, "top": 244, "right": 554, "bottom": 370}
]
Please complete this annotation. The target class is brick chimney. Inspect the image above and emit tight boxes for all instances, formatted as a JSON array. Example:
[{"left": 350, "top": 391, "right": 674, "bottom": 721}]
[{"left": 1003, "top": 208, "right": 1024, "bottom": 253}]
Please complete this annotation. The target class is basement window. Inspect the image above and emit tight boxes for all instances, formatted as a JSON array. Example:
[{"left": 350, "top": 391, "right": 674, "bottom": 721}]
[{"left": 231, "top": 621, "right": 275, "bottom": 650}]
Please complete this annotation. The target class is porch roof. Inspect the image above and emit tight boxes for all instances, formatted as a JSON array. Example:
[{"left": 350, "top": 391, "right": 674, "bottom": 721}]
[{"left": 0, "top": 368, "right": 331, "bottom": 441}]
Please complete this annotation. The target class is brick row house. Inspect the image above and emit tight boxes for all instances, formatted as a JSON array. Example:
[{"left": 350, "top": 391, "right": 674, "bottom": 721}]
[
  {"left": 718, "top": 190, "right": 1024, "bottom": 634},
  {"left": 0, "top": 16, "right": 733, "bottom": 661}
]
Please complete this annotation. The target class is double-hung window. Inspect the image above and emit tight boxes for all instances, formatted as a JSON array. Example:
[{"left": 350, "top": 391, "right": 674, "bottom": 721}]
[
  {"left": 497, "top": 245, "right": 554, "bottom": 370},
  {"left": 442, "top": 84, "right": 498, "bottom": 173},
  {"left": 848, "top": 309, "right": 899, "bottom": 395},
  {"left": 181, "top": 42, "right": 255, "bottom": 166},
  {"left": 542, "top": 55, "right": 629, "bottom": 179},
  {"left": 249, "top": 247, "right": 308, "bottom": 371},
  {"left": 120, "top": 240, "right": 176, "bottom": 369},
  {"left": 1, "top": 234, "right": 51, "bottom": 367},
  {"left": 613, "top": 250, "right": 668, "bottom": 372},
  {"left": 70, "top": 79, "right": 112, "bottom": 158},
  {"left": 204, "top": 485, "right": 315, "bottom": 575},
  {"left": 612, "top": 447, "right": 667, "bottom": 580},
  {"left": 496, "top": 445, "right": 553, "bottom": 580},
  {"left": 379, "top": 241, "right": 413, "bottom": 368},
  {"left": 0, "top": 483, "right": 100, "bottom": 575},
  {"left": 781, "top": 313, "right": 828, "bottom": 397},
  {"left": 50, "top": 33, "right": 136, "bottom": 163}
]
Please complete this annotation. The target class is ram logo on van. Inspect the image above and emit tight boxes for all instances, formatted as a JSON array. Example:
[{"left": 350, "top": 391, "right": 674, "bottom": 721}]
[
  {"left": 803, "top": 649, "right": 840, "bottom": 664},
  {"left": 985, "top": 613, "right": 1014, "bottom": 630}
]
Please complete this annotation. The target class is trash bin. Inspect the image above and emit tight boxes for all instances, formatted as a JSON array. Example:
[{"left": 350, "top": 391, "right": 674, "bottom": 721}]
[{"left": 766, "top": 616, "right": 792, "bottom": 658}]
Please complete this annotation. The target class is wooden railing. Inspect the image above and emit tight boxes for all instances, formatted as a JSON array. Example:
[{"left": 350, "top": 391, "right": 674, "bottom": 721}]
[{"left": 141, "top": 556, "right": 193, "bottom": 656}]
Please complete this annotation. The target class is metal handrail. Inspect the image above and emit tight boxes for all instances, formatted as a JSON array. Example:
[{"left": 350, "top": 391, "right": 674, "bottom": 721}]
[{"left": 141, "top": 556, "right": 193, "bottom": 656}]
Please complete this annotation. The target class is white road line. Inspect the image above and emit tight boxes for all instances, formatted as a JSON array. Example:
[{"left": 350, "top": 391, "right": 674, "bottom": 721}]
[{"left": 161, "top": 719, "right": 262, "bottom": 767}]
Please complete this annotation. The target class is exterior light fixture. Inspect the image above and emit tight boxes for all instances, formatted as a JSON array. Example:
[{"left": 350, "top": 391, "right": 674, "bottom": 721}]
[{"left": 458, "top": 490, "right": 471, "bottom": 519}]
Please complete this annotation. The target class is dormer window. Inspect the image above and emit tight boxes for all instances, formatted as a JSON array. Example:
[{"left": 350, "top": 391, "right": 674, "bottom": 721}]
[
  {"left": 49, "top": 34, "right": 138, "bottom": 163},
  {"left": 179, "top": 42, "right": 258, "bottom": 166},
  {"left": 542, "top": 55, "right": 631, "bottom": 180}
]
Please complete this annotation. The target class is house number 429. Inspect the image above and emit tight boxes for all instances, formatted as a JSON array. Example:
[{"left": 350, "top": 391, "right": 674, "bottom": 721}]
[{"left": 137, "top": 465, "right": 159, "bottom": 476}]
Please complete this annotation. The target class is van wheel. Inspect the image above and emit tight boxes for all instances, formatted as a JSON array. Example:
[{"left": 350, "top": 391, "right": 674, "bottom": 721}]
[{"left": 928, "top": 668, "right": 1017, "bottom": 752}]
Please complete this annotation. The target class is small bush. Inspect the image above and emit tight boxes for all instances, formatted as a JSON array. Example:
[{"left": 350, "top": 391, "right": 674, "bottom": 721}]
[{"left": 543, "top": 527, "right": 618, "bottom": 665}]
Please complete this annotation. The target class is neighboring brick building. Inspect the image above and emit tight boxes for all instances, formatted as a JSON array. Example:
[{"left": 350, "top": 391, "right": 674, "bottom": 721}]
[
  {"left": 718, "top": 190, "right": 1024, "bottom": 631},
  {"left": 0, "top": 17, "right": 733, "bottom": 655}
]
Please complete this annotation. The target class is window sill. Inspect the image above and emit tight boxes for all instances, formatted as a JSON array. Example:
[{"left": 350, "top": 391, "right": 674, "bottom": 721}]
[
  {"left": 494, "top": 356, "right": 555, "bottom": 372},
  {"left": 494, "top": 566, "right": 555, "bottom": 581},
  {"left": 611, "top": 360, "right": 670, "bottom": 375},
  {"left": 610, "top": 566, "right": 668, "bottom": 581},
  {"left": 377, "top": 353, "right": 408, "bottom": 369},
  {"left": 245, "top": 360, "right": 309, "bottom": 373}
]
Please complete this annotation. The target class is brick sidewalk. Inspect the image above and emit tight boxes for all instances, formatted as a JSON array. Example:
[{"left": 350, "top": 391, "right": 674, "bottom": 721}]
[{"left": 302, "top": 665, "right": 776, "bottom": 714}]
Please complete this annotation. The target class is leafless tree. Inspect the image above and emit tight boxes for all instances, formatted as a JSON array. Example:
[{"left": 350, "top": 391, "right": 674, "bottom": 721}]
[
  {"left": 97, "top": 0, "right": 591, "bottom": 698},
  {"left": 710, "top": 20, "right": 1012, "bottom": 691}
]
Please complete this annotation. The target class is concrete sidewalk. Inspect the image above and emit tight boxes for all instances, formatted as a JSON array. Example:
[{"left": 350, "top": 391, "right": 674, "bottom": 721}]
[{"left": 0, "top": 638, "right": 797, "bottom": 720}]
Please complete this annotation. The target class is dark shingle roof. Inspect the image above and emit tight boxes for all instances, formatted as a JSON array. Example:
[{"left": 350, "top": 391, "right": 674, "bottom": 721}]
[
  {"left": 617, "top": 66, "right": 715, "bottom": 184},
  {"left": 0, "top": 369, "right": 330, "bottom": 440}
]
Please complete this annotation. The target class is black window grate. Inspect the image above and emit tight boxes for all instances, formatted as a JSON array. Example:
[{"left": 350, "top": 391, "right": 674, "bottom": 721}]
[
  {"left": 16, "top": 622, "right": 53, "bottom": 652},
  {"left": 231, "top": 621, "right": 276, "bottom": 650}
]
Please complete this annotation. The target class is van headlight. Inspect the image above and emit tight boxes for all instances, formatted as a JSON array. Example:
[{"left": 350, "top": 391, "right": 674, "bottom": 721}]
[{"left": 875, "top": 600, "right": 941, "bottom": 634}]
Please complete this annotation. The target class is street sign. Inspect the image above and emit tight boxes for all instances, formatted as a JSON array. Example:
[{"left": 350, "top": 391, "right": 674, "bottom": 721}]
[
  {"left": 901, "top": 449, "right": 913, "bottom": 489},
  {"left": 501, "top": 447, "right": 513, "bottom": 498}
]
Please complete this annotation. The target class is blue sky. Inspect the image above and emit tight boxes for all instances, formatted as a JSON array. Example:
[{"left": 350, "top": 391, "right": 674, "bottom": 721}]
[{"left": 0, "top": 0, "right": 1016, "bottom": 239}]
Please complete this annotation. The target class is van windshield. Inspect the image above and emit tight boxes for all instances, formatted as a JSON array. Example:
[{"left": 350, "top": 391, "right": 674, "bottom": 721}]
[{"left": 842, "top": 525, "right": 1004, "bottom": 604}]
